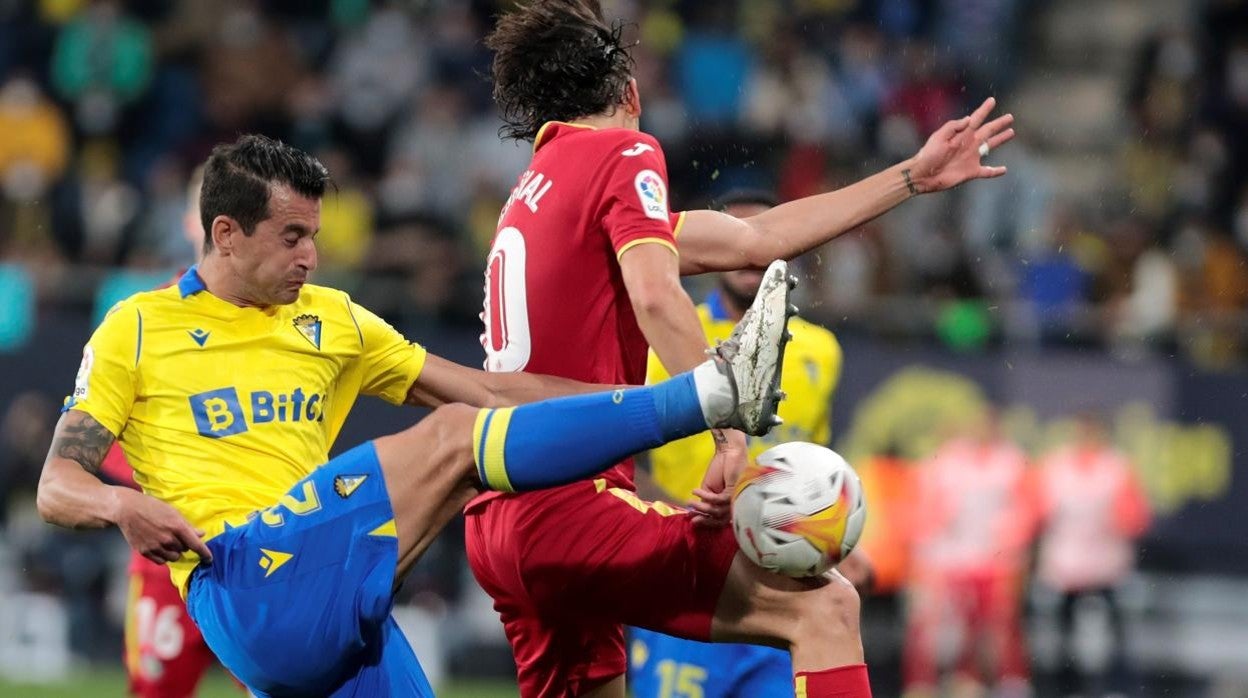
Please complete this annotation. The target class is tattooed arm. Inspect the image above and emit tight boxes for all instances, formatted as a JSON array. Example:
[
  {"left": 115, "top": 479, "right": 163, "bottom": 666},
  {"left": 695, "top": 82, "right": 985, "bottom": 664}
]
[
  {"left": 37, "top": 411, "right": 212, "bottom": 563},
  {"left": 37, "top": 411, "right": 121, "bottom": 529}
]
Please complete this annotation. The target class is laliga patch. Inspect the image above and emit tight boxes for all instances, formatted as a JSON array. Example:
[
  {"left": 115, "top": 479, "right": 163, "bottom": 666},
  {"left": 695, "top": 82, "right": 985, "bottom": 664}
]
[
  {"left": 334, "top": 474, "right": 368, "bottom": 499},
  {"left": 634, "top": 169, "right": 668, "bottom": 220},
  {"left": 72, "top": 346, "right": 94, "bottom": 401}
]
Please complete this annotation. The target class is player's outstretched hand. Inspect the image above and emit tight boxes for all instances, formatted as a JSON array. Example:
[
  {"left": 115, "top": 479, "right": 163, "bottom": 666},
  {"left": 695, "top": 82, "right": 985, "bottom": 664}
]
[
  {"left": 114, "top": 488, "right": 213, "bottom": 565},
  {"left": 909, "top": 97, "right": 1015, "bottom": 193}
]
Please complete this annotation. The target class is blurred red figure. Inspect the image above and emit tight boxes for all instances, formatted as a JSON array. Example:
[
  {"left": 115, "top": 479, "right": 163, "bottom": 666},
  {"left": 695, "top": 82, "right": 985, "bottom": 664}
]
[
  {"left": 97, "top": 168, "right": 239, "bottom": 698},
  {"left": 1036, "top": 413, "right": 1151, "bottom": 697},
  {"left": 904, "top": 411, "right": 1038, "bottom": 698}
]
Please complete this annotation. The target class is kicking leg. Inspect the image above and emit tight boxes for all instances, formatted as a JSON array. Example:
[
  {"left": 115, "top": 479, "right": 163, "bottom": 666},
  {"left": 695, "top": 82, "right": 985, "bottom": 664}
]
[
  {"left": 373, "top": 259, "right": 796, "bottom": 576},
  {"left": 372, "top": 352, "right": 763, "bottom": 580},
  {"left": 470, "top": 257, "right": 795, "bottom": 493},
  {"left": 711, "top": 553, "right": 871, "bottom": 697}
]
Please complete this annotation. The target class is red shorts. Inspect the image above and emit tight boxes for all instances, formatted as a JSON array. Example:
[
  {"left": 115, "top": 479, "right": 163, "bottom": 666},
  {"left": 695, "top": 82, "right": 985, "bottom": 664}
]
[
  {"left": 123, "top": 554, "right": 218, "bottom": 698},
  {"left": 466, "top": 478, "right": 740, "bottom": 698}
]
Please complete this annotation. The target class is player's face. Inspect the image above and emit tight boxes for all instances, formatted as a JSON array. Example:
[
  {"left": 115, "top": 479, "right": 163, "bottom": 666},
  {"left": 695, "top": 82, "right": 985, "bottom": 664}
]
[
  {"left": 236, "top": 184, "right": 320, "bottom": 306},
  {"left": 719, "top": 202, "right": 773, "bottom": 303}
]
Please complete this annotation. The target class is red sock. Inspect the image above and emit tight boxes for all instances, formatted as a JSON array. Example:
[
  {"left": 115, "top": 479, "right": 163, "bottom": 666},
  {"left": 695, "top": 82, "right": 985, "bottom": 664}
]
[{"left": 795, "top": 664, "right": 872, "bottom": 697}]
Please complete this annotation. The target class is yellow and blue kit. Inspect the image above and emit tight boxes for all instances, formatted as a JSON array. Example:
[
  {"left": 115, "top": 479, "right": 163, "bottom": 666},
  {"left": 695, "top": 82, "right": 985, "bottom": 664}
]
[
  {"left": 65, "top": 267, "right": 432, "bottom": 697},
  {"left": 628, "top": 630, "right": 798, "bottom": 698},
  {"left": 630, "top": 289, "right": 842, "bottom": 698}
]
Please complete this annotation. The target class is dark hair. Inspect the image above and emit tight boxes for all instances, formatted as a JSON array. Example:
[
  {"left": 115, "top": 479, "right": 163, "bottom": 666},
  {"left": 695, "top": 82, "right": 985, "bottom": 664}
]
[
  {"left": 199, "top": 134, "right": 331, "bottom": 250},
  {"left": 487, "top": 0, "right": 634, "bottom": 142},
  {"left": 714, "top": 189, "right": 780, "bottom": 212}
]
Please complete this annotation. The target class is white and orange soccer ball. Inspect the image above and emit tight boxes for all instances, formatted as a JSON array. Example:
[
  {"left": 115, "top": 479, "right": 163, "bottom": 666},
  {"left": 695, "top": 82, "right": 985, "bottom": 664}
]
[{"left": 731, "top": 442, "right": 867, "bottom": 578}]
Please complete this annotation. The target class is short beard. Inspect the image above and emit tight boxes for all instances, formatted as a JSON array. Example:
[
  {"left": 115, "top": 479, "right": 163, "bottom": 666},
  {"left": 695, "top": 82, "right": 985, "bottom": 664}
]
[{"left": 718, "top": 279, "right": 757, "bottom": 312}]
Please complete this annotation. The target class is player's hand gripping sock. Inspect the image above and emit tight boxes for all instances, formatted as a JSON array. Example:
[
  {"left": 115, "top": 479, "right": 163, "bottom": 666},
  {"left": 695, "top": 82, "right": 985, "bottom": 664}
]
[{"left": 472, "top": 260, "right": 796, "bottom": 492}]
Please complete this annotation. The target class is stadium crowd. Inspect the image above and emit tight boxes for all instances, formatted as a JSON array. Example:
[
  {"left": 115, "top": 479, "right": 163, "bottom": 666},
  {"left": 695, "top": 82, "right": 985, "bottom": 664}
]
[{"left": 0, "top": 0, "right": 1245, "bottom": 361}]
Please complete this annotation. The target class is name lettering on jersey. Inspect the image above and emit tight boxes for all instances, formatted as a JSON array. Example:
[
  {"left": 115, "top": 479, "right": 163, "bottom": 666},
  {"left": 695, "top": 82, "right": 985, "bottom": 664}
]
[
  {"left": 189, "top": 387, "right": 327, "bottom": 438},
  {"left": 292, "top": 314, "right": 322, "bottom": 350},
  {"left": 188, "top": 328, "right": 210, "bottom": 347},
  {"left": 622, "top": 142, "right": 655, "bottom": 157},
  {"left": 251, "top": 388, "right": 325, "bottom": 424},
  {"left": 501, "top": 169, "right": 554, "bottom": 218},
  {"left": 634, "top": 169, "right": 668, "bottom": 220}
]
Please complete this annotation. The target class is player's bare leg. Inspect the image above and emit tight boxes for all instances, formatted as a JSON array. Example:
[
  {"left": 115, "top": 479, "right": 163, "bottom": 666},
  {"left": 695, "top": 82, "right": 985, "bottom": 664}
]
[
  {"left": 372, "top": 404, "right": 483, "bottom": 579},
  {"left": 711, "top": 554, "right": 868, "bottom": 694},
  {"left": 371, "top": 375, "right": 764, "bottom": 583},
  {"left": 373, "top": 261, "right": 794, "bottom": 583},
  {"left": 582, "top": 675, "right": 627, "bottom": 698}
]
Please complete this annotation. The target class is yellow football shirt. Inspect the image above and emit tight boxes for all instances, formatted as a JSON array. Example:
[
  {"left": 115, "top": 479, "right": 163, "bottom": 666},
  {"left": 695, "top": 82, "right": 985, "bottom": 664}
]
[
  {"left": 65, "top": 268, "right": 427, "bottom": 592},
  {"left": 646, "top": 294, "right": 842, "bottom": 501}
]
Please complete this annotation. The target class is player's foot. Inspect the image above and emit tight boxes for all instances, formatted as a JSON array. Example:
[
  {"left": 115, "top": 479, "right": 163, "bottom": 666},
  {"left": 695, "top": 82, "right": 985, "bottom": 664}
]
[{"left": 707, "top": 259, "right": 796, "bottom": 436}]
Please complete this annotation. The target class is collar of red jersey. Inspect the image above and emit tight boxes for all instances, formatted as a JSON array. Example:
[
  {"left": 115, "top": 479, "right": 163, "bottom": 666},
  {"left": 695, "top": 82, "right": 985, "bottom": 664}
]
[{"left": 532, "top": 121, "right": 598, "bottom": 153}]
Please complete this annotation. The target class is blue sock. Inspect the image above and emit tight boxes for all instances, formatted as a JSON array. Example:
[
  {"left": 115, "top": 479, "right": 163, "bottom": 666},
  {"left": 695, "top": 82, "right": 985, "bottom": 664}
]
[{"left": 472, "top": 373, "right": 708, "bottom": 492}]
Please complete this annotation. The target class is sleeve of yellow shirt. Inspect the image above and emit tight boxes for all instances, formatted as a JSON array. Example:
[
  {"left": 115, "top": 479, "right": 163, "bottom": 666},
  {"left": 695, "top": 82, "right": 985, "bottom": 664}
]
[
  {"left": 65, "top": 300, "right": 140, "bottom": 437},
  {"left": 348, "top": 298, "right": 428, "bottom": 406}
]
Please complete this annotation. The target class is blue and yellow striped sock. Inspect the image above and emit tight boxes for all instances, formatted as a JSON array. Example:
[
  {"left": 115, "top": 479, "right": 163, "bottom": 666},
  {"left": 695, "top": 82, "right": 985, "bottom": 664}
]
[{"left": 472, "top": 372, "right": 706, "bottom": 492}]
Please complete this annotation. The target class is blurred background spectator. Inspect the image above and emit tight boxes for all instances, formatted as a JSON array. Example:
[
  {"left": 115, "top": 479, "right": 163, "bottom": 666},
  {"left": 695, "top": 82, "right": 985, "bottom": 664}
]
[
  {"left": 1035, "top": 412, "right": 1152, "bottom": 698},
  {"left": 904, "top": 409, "right": 1037, "bottom": 698}
]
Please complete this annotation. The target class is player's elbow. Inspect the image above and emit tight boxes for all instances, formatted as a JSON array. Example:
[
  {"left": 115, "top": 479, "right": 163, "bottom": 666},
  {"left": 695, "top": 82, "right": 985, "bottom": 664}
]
[
  {"left": 35, "top": 465, "right": 78, "bottom": 528},
  {"left": 628, "top": 275, "right": 683, "bottom": 319},
  {"left": 35, "top": 477, "right": 63, "bottom": 526},
  {"left": 737, "top": 219, "right": 779, "bottom": 270}
]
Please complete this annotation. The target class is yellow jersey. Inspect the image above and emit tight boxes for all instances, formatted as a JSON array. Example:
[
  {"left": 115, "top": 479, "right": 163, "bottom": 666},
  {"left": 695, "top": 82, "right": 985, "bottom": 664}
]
[
  {"left": 646, "top": 292, "right": 842, "bottom": 501},
  {"left": 65, "top": 268, "right": 427, "bottom": 592}
]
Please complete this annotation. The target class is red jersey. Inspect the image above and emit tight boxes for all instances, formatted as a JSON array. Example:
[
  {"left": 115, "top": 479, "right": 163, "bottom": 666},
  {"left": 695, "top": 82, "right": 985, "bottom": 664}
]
[{"left": 478, "top": 122, "right": 684, "bottom": 491}]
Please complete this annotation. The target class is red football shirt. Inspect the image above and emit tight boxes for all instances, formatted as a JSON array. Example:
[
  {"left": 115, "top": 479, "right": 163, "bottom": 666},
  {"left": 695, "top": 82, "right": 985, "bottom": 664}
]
[{"left": 478, "top": 122, "right": 685, "bottom": 490}]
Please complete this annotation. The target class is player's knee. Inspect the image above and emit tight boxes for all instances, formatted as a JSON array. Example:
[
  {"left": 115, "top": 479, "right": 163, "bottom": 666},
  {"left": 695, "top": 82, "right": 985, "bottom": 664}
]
[
  {"left": 422, "top": 403, "right": 479, "bottom": 472},
  {"left": 794, "top": 573, "right": 862, "bottom": 642}
]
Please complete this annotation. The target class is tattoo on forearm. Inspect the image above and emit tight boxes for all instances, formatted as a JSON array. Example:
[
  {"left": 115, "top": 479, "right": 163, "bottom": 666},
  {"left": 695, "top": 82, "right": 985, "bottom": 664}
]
[
  {"left": 53, "top": 414, "right": 114, "bottom": 474},
  {"left": 901, "top": 168, "right": 920, "bottom": 196}
]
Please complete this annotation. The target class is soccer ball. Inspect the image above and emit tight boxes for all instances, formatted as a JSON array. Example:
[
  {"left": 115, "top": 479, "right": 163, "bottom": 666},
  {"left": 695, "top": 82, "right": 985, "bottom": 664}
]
[{"left": 731, "top": 442, "right": 867, "bottom": 578}]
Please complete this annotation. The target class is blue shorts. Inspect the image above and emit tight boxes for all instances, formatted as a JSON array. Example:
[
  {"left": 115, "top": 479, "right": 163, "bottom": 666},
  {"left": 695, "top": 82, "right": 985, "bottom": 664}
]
[
  {"left": 628, "top": 627, "right": 793, "bottom": 698},
  {"left": 186, "top": 442, "right": 434, "bottom": 698}
]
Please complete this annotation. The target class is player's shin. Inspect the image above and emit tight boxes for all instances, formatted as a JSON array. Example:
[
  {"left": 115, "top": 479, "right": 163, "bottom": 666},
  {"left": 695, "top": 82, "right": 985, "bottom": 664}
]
[{"left": 472, "top": 368, "right": 728, "bottom": 492}]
